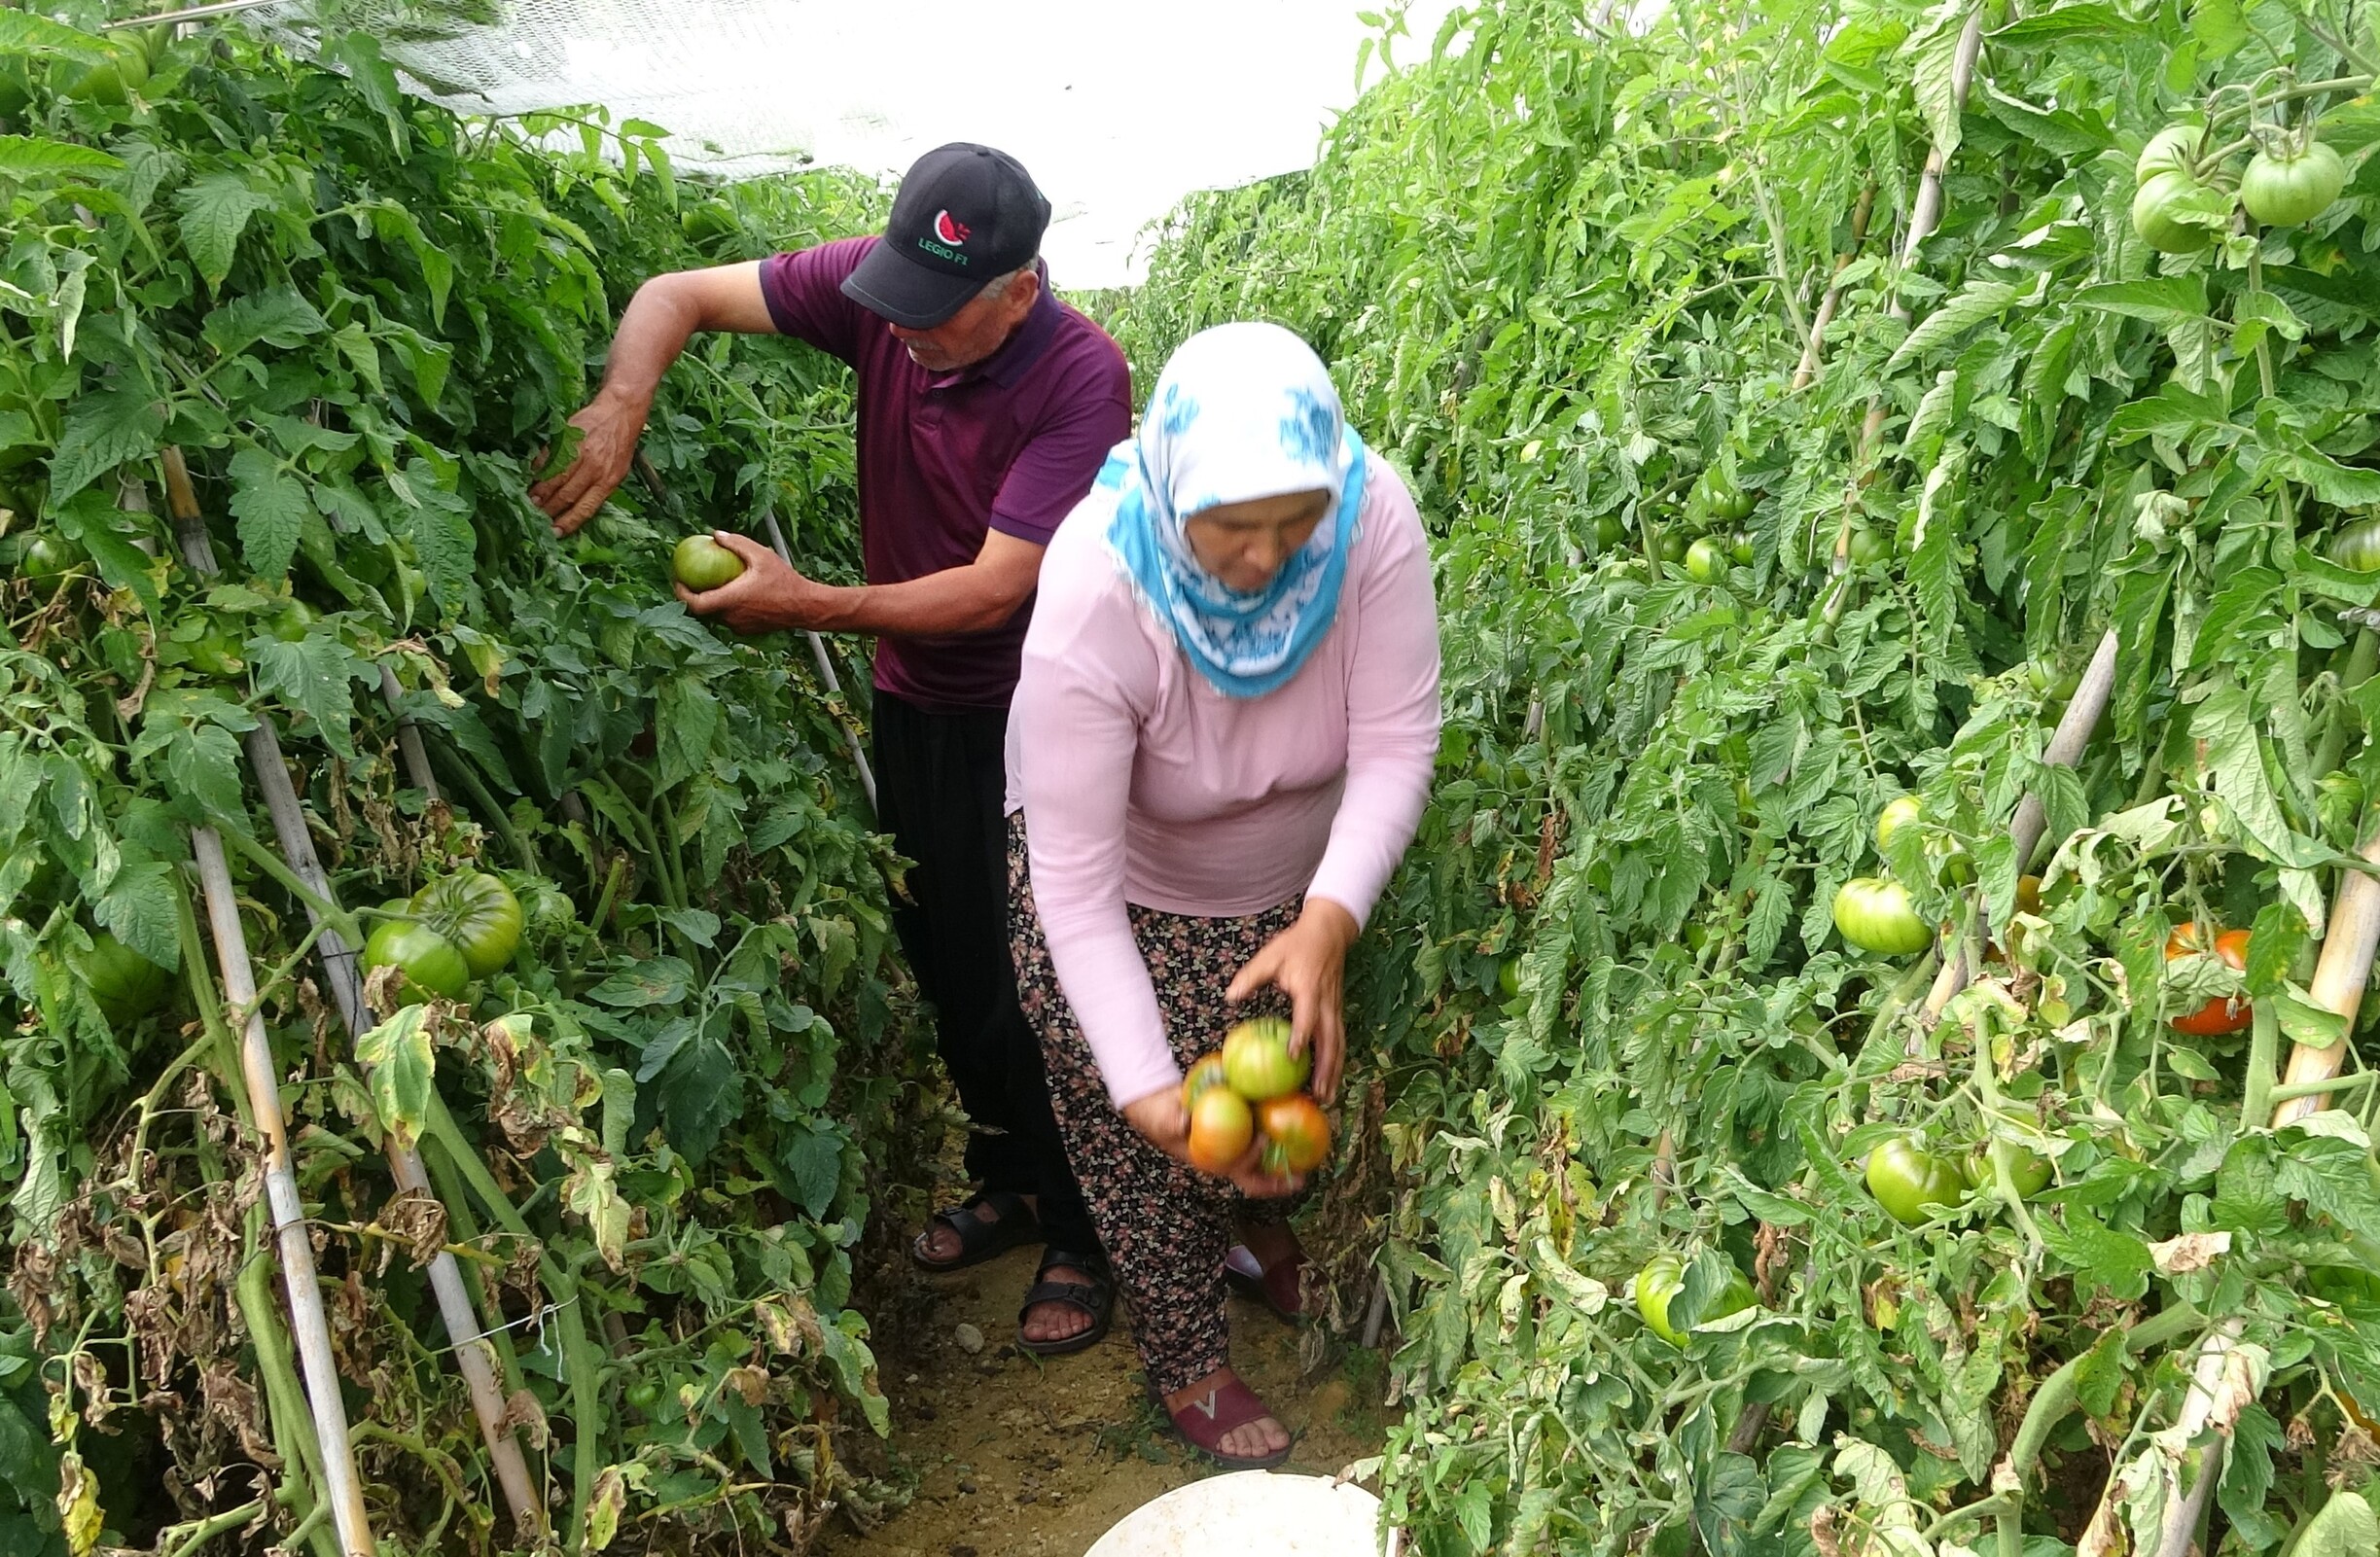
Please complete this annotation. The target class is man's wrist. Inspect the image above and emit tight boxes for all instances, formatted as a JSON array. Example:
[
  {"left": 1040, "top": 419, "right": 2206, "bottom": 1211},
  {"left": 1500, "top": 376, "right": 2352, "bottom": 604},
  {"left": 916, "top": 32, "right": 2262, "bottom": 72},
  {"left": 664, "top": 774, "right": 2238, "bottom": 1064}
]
[{"left": 593, "top": 380, "right": 655, "bottom": 425}]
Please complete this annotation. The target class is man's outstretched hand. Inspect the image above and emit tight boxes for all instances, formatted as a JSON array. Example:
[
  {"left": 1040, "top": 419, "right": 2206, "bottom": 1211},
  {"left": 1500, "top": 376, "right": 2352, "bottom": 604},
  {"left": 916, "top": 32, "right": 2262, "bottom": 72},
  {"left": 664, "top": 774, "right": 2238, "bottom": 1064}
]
[
  {"left": 674, "top": 531, "right": 839, "bottom": 635},
  {"left": 531, "top": 390, "right": 647, "bottom": 536}
]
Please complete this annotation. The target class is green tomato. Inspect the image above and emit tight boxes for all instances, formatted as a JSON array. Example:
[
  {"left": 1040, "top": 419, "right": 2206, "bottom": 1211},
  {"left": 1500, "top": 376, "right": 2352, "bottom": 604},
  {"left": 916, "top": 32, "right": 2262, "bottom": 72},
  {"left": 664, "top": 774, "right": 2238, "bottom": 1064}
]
[
  {"left": 1685, "top": 537, "right": 1726, "bottom": 584},
  {"left": 2241, "top": 141, "right": 2346, "bottom": 229},
  {"left": 79, "top": 931, "right": 174, "bottom": 1025},
  {"left": 18, "top": 534, "right": 84, "bottom": 584},
  {"left": 2329, "top": 517, "right": 2380, "bottom": 573},
  {"left": 1593, "top": 514, "right": 1627, "bottom": 552},
  {"left": 1874, "top": 796, "right": 1922, "bottom": 853},
  {"left": 1655, "top": 532, "right": 1687, "bottom": 564},
  {"left": 57, "top": 40, "right": 150, "bottom": 106},
  {"left": 1634, "top": 1254, "right": 1756, "bottom": 1345},
  {"left": 1221, "top": 1015, "right": 1310, "bottom": 1102},
  {"left": 1729, "top": 531, "right": 1754, "bottom": 566},
  {"left": 1496, "top": 958, "right": 1521, "bottom": 1001},
  {"left": 2135, "top": 124, "right": 2203, "bottom": 183},
  {"left": 362, "top": 913, "right": 471, "bottom": 1005},
  {"left": 672, "top": 535, "right": 746, "bottom": 591},
  {"left": 623, "top": 1379, "right": 663, "bottom": 1413},
  {"left": 2132, "top": 170, "right": 2216, "bottom": 254},
  {"left": 270, "top": 599, "right": 320, "bottom": 643},
  {"left": 1865, "top": 1138, "right": 1968, "bottom": 1224},
  {"left": 179, "top": 625, "right": 245, "bottom": 678},
  {"left": 1846, "top": 527, "right": 1888, "bottom": 567},
  {"left": 1832, "top": 876, "right": 1932, "bottom": 956},
  {"left": 410, "top": 871, "right": 523, "bottom": 978},
  {"left": 1634, "top": 1254, "right": 1687, "bottom": 1343},
  {"left": 1696, "top": 468, "right": 1755, "bottom": 523},
  {"left": 1964, "top": 1141, "right": 2053, "bottom": 1198}
]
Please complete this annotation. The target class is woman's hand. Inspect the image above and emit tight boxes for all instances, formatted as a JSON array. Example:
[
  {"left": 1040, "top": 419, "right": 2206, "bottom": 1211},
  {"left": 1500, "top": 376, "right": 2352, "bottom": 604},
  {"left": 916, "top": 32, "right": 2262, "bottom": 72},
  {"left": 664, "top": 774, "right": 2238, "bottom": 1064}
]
[
  {"left": 1226, "top": 898, "right": 1359, "bottom": 1103},
  {"left": 1120, "top": 1087, "right": 1305, "bottom": 1199}
]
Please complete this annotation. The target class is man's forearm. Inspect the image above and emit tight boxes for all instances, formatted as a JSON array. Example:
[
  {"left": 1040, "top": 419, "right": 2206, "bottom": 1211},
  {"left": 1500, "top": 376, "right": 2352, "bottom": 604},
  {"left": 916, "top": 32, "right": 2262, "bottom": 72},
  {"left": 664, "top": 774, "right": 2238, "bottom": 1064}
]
[
  {"left": 791, "top": 564, "right": 1028, "bottom": 638},
  {"left": 594, "top": 276, "right": 709, "bottom": 413}
]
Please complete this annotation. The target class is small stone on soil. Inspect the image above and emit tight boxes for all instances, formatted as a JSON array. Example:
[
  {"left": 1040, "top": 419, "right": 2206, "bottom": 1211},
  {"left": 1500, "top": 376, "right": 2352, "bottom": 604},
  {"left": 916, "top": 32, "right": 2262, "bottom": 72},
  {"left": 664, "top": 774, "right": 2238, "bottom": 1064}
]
[{"left": 952, "top": 1323, "right": 984, "bottom": 1354}]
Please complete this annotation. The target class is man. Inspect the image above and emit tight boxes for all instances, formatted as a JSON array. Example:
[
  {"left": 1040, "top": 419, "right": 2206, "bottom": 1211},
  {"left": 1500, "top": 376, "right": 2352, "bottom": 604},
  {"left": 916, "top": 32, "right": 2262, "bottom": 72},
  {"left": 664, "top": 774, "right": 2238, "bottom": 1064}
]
[{"left": 530, "top": 144, "right": 1128, "bottom": 1355}]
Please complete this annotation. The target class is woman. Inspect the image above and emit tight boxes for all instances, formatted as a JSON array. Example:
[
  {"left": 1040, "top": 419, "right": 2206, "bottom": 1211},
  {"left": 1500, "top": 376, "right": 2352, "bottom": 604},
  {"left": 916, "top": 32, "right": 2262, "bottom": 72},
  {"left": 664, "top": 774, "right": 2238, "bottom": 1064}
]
[{"left": 1007, "top": 322, "right": 1439, "bottom": 1469}]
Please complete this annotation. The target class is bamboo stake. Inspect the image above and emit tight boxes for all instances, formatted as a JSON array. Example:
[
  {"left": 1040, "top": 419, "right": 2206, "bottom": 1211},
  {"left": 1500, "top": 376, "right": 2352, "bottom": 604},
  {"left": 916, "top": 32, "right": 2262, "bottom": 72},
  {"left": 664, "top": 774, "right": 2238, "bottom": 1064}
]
[
  {"left": 1820, "top": 9, "right": 1987, "bottom": 615},
  {"left": 1923, "top": 629, "right": 2119, "bottom": 1027},
  {"left": 189, "top": 828, "right": 375, "bottom": 1557},
  {"left": 2272, "top": 833, "right": 2380, "bottom": 1126},
  {"left": 1792, "top": 182, "right": 1877, "bottom": 392},
  {"left": 161, "top": 450, "right": 540, "bottom": 1536},
  {"left": 379, "top": 665, "right": 442, "bottom": 804},
  {"left": 1859, "top": 9, "right": 1988, "bottom": 454},
  {"left": 758, "top": 501, "right": 878, "bottom": 815}
]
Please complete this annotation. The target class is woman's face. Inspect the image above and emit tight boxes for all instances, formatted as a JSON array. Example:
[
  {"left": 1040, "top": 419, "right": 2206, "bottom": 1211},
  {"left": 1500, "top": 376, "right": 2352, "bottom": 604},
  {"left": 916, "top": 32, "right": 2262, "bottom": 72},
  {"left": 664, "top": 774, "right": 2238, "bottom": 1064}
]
[{"left": 1183, "top": 489, "right": 1332, "bottom": 592}]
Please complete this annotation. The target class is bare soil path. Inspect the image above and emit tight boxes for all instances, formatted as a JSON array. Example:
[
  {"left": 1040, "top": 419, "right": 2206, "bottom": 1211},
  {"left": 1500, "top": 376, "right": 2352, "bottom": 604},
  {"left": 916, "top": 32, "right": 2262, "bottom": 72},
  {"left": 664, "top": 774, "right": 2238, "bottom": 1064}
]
[{"left": 822, "top": 1244, "right": 1389, "bottom": 1557}]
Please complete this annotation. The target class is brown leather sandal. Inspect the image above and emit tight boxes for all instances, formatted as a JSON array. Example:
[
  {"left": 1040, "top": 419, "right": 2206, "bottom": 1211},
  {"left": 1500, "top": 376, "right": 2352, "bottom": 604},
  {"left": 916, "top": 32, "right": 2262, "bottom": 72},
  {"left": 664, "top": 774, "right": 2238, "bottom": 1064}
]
[
  {"left": 1162, "top": 1372, "right": 1294, "bottom": 1470},
  {"left": 1224, "top": 1242, "right": 1310, "bottom": 1324}
]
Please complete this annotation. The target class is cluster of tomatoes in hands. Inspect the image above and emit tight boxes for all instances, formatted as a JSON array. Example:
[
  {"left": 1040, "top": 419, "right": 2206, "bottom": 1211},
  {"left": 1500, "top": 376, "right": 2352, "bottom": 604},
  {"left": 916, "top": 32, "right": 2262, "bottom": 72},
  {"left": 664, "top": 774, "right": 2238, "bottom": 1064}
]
[{"left": 1179, "top": 1018, "right": 1333, "bottom": 1191}]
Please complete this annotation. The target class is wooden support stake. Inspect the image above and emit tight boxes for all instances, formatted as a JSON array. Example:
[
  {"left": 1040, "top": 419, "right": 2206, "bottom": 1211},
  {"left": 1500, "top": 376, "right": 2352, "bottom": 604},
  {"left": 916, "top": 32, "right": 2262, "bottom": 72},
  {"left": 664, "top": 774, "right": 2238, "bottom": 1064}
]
[
  {"left": 2272, "top": 832, "right": 2380, "bottom": 1126},
  {"left": 189, "top": 828, "right": 376, "bottom": 1557},
  {"left": 1924, "top": 629, "right": 2119, "bottom": 1028},
  {"left": 163, "top": 448, "right": 539, "bottom": 1537}
]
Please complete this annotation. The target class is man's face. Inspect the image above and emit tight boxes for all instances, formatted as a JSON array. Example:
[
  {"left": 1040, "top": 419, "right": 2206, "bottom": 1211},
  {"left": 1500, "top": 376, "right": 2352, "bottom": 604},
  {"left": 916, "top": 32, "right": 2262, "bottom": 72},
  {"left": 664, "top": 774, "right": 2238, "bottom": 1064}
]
[{"left": 886, "top": 269, "right": 1042, "bottom": 372}]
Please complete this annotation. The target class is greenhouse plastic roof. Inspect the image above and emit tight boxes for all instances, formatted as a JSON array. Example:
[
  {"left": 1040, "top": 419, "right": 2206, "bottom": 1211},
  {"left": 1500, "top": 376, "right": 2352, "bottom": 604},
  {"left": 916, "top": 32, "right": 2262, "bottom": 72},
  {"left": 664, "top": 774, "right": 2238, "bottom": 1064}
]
[{"left": 240, "top": 0, "right": 1462, "bottom": 288}]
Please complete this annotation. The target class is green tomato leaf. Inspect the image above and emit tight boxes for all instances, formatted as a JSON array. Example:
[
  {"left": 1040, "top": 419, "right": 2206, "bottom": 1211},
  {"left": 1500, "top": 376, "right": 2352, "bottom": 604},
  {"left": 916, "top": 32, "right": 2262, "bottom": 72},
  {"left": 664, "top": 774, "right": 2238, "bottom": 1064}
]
[
  {"left": 202, "top": 287, "right": 329, "bottom": 358},
  {"left": 46, "top": 383, "right": 166, "bottom": 503},
  {"left": 250, "top": 634, "right": 368, "bottom": 760},
  {"left": 228, "top": 446, "right": 309, "bottom": 583},
  {"left": 93, "top": 860, "right": 178, "bottom": 971},
  {"left": 174, "top": 171, "right": 277, "bottom": 289},
  {"left": 355, "top": 1005, "right": 435, "bottom": 1151}
]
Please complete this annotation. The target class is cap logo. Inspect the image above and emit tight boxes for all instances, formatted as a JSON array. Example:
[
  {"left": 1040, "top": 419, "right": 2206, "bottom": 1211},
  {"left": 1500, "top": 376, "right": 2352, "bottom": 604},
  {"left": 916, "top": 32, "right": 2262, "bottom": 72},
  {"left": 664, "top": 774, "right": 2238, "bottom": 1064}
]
[{"left": 916, "top": 207, "right": 974, "bottom": 266}]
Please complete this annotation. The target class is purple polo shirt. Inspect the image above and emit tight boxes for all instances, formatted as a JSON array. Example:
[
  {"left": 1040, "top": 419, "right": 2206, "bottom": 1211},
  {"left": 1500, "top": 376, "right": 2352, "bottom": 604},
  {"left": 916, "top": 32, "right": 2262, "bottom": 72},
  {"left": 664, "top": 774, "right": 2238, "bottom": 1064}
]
[{"left": 758, "top": 236, "right": 1131, "bottom": 713}]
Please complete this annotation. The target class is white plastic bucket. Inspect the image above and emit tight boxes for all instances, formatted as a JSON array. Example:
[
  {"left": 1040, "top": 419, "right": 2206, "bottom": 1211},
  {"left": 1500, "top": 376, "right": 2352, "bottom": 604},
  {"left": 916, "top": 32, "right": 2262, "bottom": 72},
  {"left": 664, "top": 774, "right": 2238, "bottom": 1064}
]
[{"left": 1083, "top": 1470, "right": 1393, "bottom": 1557}]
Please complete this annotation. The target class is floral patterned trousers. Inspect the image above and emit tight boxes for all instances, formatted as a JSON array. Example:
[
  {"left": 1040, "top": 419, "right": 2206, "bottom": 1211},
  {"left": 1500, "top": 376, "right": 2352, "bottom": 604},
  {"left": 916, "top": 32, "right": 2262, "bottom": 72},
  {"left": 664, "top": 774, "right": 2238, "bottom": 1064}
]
[{"left": 1005, "top": 812, "right": 1301, "bottom": 1396}]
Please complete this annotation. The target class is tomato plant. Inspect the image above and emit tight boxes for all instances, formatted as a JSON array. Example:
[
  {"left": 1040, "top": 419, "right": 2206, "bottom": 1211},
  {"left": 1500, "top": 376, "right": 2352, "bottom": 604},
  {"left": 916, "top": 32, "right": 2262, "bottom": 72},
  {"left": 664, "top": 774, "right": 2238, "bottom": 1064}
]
[
  {"left": 1122, "top": 2, "right": 2380, "bottom": 1551},
  {"left": 0, "top": 14, "right": 911, "bottom": 1550}
]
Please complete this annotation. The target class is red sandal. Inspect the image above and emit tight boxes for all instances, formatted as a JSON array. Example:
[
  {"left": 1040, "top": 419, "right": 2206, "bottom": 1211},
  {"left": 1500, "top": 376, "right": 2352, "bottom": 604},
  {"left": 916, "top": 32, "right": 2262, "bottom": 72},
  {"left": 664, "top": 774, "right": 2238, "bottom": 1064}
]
[
  {"left": 1162, "top": 1371, "right": 1294, "bottom": 1470},
  {"left": 1224, "top": 1242, "right": 1309, "bottom": 1324}
]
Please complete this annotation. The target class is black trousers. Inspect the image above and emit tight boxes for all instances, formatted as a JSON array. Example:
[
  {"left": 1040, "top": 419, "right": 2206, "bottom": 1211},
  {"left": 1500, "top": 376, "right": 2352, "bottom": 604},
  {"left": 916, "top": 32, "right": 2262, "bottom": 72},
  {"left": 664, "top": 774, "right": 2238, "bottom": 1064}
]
[{"left": 871, "top": 690, "right": 1100, "bottom": 1258}]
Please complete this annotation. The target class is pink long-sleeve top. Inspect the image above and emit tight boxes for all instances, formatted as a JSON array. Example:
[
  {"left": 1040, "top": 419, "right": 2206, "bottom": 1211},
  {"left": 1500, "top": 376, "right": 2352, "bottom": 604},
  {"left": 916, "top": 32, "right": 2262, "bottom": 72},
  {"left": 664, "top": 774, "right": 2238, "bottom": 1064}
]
[{"left": 1007, "top": 459, "right": 1442, "bottom": 1109}]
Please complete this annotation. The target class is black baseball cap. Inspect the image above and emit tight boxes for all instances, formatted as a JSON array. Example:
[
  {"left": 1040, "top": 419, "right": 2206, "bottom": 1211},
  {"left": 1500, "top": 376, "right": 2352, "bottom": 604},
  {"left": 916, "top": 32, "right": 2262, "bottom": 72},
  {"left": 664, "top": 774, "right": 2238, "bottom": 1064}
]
[{"left": 841, "top": 143, "right": 1052, "bottom": 330}]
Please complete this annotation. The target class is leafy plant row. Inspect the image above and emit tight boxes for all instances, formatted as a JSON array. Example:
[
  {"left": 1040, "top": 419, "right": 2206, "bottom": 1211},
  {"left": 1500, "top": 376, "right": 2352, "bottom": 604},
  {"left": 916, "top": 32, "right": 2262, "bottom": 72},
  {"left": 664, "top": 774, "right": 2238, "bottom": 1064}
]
[
  {"left": 2, "top": 9, "right": 926, "bottom": 1553},
  {"left": 1120, "top": 0, "right": 2380, "bottom": 1552}
]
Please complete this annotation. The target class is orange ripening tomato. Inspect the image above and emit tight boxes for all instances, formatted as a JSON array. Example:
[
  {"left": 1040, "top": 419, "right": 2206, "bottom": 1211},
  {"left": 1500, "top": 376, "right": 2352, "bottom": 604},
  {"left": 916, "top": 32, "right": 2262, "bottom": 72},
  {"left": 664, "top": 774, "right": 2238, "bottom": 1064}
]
[
  {"left": 1186, "top": 1088, "right": 1254, "bottom": 1175},
  {"left": 1256, "top": 1093, "right": 1332, "bottom": 1176},
  {"left": 2166, "top": 926, "right": 2252, "bottom": 1036}
]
